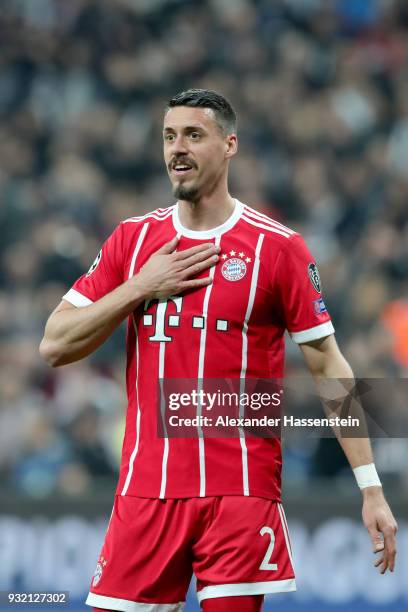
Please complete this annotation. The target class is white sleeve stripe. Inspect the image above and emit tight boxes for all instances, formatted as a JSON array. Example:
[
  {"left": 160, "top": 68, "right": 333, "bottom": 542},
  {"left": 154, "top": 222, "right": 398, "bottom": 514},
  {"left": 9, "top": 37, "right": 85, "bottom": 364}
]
[
  {"left": 62, "top": 288, "right": 93, "bottom": 308},
  {"left": 290, "top": 321, "right": 334, "bottom": 343}
]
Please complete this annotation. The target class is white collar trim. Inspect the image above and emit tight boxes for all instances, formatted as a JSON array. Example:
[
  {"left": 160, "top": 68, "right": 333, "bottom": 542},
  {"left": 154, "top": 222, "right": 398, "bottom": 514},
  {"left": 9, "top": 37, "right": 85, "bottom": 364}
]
[{"left": 172, "top": 199, "right": 243, "bottom": 239}]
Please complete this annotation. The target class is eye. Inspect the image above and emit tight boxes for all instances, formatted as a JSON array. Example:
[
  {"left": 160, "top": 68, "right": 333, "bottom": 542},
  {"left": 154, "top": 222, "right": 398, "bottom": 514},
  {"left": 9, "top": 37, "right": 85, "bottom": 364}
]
[
  {"left": 190, "top": 132, "right": 201, "bottom": 140},
  {"left": 164, "top": 133, "right": 175, "bottom": 142}
]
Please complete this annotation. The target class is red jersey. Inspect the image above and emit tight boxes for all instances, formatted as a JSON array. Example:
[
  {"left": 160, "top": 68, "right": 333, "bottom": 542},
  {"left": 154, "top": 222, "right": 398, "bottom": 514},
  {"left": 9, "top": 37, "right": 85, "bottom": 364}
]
[{"left": 63, "top": 200, "right": 334, "bottom": 501}]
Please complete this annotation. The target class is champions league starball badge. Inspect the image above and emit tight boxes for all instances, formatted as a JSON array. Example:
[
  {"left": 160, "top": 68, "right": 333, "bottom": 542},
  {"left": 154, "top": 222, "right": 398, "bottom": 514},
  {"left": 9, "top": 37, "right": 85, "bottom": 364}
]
[
  {"left": 86, "top": 250, "right": 102, "bottom": 277},
  {"left": 308, "top": 262, "right": 321, "bottom": 293}
]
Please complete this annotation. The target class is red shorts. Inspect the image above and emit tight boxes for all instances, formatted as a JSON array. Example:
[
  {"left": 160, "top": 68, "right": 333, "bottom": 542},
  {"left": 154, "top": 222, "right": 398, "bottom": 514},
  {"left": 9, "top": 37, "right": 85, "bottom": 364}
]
[{"left": 86, "top": 495, "right": 296, "bottom": 611}]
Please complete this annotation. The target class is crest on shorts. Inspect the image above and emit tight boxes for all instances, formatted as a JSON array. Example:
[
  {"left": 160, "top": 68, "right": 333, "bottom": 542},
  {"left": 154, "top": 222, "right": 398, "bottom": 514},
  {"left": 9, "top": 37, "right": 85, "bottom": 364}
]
[
  {"left": 92, "top": 562, "right": 103, "bottom": 587},
  {"left": 86, "top": 250, "right": 102, "bottom": 277},
  {"left": 221, "top": 249, "right": 251, "bottom": 282},
  {"left": 308, "top": 262, "right": 321, "bottom": 293},
  {"left": 92, "top": 555, "right": 107, "bottom": 587}
]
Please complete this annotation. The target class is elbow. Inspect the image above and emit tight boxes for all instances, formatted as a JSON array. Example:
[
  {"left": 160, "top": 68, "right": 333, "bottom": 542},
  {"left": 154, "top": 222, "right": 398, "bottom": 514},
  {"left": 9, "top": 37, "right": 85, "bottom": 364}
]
[{"left": 39, "top": 338, "right": 66, "bottom": 367}]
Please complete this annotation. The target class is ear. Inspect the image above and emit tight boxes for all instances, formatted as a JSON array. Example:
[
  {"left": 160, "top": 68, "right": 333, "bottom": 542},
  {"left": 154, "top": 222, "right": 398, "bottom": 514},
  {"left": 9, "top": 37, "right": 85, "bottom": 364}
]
[{"left": 225, "top": 134, "right": 238, "bottom": 159}]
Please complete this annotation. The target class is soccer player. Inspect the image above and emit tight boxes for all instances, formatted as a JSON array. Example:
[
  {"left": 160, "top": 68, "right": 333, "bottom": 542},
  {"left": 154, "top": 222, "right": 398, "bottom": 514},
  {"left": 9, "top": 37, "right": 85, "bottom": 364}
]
[{"left": 40, "top": 89, "right": 397, "bottom": 612}]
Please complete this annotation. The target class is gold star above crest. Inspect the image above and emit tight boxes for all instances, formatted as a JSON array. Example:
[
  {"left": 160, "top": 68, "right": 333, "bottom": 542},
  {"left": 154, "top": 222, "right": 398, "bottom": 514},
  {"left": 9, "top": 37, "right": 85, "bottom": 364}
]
[
  {"left": 239, "top": 252, "right": 244, "bottom": 258},
  {"left": 245, "top": 257, "right": 251, "bottom": 263},
  {"left": 230, "top": 250, "right": 236, "bottom": 256},
  {"left": 221, "top": 253, "right": 227, "bottom": 260}
]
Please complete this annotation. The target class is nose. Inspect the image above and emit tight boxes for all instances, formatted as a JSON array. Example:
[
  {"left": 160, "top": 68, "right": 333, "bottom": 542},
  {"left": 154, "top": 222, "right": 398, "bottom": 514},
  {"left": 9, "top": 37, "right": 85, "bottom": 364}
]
[{"left": 170, "top": 134, "right": 189, "bottom": 155}]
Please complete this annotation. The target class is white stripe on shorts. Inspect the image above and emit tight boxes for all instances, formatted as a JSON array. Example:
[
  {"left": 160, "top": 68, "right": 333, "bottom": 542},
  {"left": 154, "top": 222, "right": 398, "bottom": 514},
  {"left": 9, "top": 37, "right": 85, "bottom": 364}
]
[
  {"left": 278, "top": 502, "right": 294, "bottom": 567},
  {"left": 86, "top": 592, "right": 184, "bottom": 611},
  {"left": 197, "top": 578, "right": 296, "bottom": 603}
]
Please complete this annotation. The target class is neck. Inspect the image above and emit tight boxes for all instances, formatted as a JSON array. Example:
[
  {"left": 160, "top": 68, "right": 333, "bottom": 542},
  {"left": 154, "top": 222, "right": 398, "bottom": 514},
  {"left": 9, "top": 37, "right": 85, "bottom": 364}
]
[{"left": 178, "top": 187, "right": 235, "bottom": 232}]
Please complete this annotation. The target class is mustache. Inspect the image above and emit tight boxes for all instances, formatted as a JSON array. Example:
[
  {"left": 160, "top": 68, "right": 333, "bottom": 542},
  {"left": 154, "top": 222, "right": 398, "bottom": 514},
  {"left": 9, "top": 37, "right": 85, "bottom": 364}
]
[{"left": 168, "top": 156, "right": 197, "bottom": 170}]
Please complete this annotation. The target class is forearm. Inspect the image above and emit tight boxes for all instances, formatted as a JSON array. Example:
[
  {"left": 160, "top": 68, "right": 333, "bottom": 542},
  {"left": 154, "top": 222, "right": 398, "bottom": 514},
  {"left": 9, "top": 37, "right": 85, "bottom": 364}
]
[
  {"left": 301, "top": 332, "right": 397, "bottom": 571},
  {"left": 40, "top": 239, "right": 219, "bottom": 367},
  {"left": 306, "top": 338, "right": 375, "bottom": 471},
  {"left": 40, "top": 277, "right": 146, "bottom": 366}
]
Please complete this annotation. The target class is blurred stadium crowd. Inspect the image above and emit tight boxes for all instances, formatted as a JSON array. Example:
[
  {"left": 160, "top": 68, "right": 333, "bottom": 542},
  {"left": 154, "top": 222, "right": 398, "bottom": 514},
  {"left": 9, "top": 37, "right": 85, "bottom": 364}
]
[{"left": 1, "top": 0, "right": 407, "bottom": 498}]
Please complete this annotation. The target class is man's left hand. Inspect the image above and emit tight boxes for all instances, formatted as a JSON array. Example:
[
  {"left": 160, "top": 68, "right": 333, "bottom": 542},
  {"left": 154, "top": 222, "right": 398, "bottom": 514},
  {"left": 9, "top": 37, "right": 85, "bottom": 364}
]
[{"left": 362, "top": 486, "right": 398, "bottom": 574}]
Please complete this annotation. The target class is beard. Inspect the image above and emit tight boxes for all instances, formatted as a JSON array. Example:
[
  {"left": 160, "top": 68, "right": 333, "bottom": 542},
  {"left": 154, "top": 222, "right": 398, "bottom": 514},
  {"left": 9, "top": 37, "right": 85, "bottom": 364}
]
[{"left": 173, "top": 182, "right": 200, "bottom": 203}]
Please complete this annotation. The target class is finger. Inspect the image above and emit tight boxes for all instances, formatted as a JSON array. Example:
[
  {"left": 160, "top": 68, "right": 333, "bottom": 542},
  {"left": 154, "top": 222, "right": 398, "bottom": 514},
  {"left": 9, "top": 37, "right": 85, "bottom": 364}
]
[
  {"left": 389, "top": 556, "right": 396, "bottom": 572},
  {"left": 375, "top": 550, "right": 395, "bottom": 574},
  {"left": 383, "top": 530, "right": 397, "bottom": 572},
  {"left": 180, "top": 276, "right": 213, "bottom": 290},
  {"left": 367, "top": 525, "right": 384, "bottom": 553},
  {"left": 374, "top": 552, "right": 388, "bottom": 574},
  {"left": 373, "top": 540, "right": 384, "bottom": 553},
  {"left": 181, "top": 249, "right": 220, "bottom": 271},
  {"left": 157, "top": 235, "right": 179, "bottom": 254},
  {"left": 380, "top": 561, "right": 388, "bottom": 574},
  {"left": 175, "top": 243, "right": 219, "bottom": 260},
  {"left": 182, "top": 254, "right": 219, "bottom": 278}
]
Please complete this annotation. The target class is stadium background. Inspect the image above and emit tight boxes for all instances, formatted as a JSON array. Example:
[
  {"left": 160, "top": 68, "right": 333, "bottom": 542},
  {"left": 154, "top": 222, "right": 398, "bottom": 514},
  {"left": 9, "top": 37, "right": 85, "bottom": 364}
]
[{"left": 0, "top": 0, "right": 407, "bottom": 610}]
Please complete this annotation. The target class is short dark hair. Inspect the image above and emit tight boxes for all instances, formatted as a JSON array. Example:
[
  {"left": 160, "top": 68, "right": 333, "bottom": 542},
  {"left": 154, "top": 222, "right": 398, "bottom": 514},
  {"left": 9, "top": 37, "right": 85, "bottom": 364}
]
[{"left": 165, "top": 88, "right": 237, "bottom": 135}]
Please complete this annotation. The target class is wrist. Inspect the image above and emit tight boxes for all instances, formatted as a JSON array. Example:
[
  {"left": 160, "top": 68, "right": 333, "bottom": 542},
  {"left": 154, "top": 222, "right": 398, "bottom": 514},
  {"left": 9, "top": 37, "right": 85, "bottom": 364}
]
[
  {"left": 127, "top": 275, "right": 150, "bottom": 304},
  {"left": 353, "top": 463, "right": 382, "bottom": 490},
  {"left": 361, "top": 485, "right": 384, "bottom": 500}
]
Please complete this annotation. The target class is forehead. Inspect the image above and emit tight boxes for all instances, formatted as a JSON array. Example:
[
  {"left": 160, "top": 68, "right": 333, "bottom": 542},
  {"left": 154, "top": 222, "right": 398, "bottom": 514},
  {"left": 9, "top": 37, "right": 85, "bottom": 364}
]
[{"left": 163, "top": 106, "right": 218, "bottom": 131}]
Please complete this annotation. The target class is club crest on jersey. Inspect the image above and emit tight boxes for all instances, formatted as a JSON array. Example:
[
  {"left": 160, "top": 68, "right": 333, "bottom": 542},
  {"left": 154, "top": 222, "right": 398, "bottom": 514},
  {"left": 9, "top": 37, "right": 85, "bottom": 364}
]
[
  {"left": 308, "top": 262, "right": 321, "bottom": 293},
  {"left": 221, "top": 250, "right": 251, "bottom": 282},
  {"left": 86, "top": 250, "right": 102, "bottom": 277}
]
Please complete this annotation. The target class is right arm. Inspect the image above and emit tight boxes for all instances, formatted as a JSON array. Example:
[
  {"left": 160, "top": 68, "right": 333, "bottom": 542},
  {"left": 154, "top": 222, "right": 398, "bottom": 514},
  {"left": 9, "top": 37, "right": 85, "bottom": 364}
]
[{"left": 39, "top": 236, "right": 219, "bottom": 366}]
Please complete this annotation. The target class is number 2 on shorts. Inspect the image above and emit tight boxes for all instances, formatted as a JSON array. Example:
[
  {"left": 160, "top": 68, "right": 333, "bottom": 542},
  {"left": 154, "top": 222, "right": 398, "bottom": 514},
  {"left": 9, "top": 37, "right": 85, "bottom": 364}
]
[{"left": 259, "top": 526, "right": 278, "bottom": 570}]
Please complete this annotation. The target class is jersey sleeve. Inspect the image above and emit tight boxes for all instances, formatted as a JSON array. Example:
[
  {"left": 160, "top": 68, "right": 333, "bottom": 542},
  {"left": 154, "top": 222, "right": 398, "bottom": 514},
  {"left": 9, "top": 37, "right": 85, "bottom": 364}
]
[
  {"left": 62, "top": 224, "right": 124, "bottom": 307},
  {"left": 276, "top": 233, "right": 334, "bottom": 343}
]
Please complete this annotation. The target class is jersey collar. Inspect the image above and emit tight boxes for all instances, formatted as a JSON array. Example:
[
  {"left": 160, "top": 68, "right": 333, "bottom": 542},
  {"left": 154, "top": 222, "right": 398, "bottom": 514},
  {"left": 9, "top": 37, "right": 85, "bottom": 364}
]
[{"left": 172, "top": 199, "right": 243, "bottom": 239}]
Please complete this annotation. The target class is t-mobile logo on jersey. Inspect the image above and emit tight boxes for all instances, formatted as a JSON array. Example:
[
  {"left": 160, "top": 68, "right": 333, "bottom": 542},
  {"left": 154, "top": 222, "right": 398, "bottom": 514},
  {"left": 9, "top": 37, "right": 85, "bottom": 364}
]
[
  {"left": 142, "top": 297, "right": 229, "bottom": 341},
  {"left": 143, "top": 296, "right": 183, "bottom": 342}
]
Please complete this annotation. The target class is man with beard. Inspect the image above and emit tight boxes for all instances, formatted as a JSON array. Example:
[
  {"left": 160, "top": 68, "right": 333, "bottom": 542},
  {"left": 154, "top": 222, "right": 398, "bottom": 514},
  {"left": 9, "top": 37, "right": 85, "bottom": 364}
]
[{"left": 40, "top": 89, "right": 397, "bottom": 612}]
